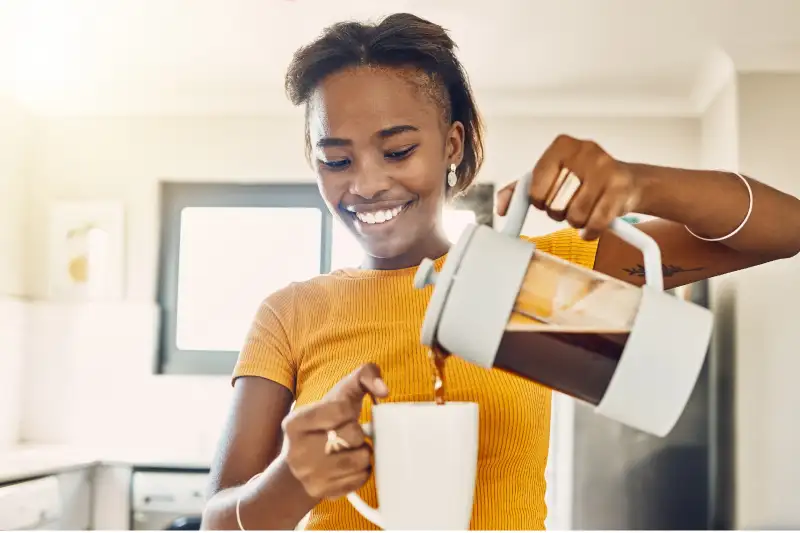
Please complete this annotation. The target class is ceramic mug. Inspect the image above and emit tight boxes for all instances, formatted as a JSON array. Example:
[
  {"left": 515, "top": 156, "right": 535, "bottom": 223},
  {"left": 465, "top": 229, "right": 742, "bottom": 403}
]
[{"left": 346, "top": 402, "right": 479, "bottom": 530}]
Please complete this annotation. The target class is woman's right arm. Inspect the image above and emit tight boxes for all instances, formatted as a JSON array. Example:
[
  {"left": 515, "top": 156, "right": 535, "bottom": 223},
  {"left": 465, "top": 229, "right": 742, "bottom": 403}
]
[{"left": 201, "top": 376, "right": 317, "bottom": 530}]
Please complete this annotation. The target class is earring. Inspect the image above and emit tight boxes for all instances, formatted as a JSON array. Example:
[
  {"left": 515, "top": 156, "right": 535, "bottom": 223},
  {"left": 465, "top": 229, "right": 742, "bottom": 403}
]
[{"left": 447, "top": 164, "right": 458, "bottom": 188}]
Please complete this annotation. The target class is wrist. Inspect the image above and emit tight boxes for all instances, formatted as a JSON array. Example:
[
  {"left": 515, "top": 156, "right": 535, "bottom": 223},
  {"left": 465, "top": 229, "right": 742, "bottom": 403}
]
[
  {"left": 273, "top": 454, "right": 322, "bottom": 507},
  {"left": 625, "top": 162, "right": 664, "bottom": 217},
  {"left": 239, "top": 455, "right": 320, "bottom": 530}
]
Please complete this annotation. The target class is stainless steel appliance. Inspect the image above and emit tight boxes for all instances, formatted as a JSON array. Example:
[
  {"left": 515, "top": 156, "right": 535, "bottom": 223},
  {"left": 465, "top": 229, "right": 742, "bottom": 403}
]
[{"left": 549, "top": 280, "right": 735, "bottom": 529}]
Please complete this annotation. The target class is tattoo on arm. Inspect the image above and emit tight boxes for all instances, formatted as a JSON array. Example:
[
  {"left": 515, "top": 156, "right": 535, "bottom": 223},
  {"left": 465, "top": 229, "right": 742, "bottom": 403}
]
[{"left": 623, "top": 263, "right": 705, "bottom": 278}]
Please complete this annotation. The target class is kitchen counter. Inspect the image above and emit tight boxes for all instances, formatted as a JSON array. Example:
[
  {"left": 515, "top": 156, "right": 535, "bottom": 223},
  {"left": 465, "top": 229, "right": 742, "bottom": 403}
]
[{"left": 0, "top": 444, "right": 212, "bottom": 485}]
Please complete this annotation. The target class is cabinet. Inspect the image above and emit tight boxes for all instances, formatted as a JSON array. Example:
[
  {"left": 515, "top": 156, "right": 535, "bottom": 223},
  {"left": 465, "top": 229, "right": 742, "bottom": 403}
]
[
  {"left": 57, "top": 469, "right": 93, "bottom": 530},
  {"left": 0, "top": 468, "right": 92, "bottom": 530}
]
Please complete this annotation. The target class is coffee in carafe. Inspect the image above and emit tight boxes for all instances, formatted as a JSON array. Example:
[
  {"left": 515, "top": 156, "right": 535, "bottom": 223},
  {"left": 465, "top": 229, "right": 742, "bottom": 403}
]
[{"left": 415, "top": 173, "right": 713, "bottom": 437}]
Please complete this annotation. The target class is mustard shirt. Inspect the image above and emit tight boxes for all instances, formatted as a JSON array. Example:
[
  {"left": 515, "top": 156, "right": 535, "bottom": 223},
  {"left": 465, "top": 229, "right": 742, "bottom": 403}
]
[{"left": 233, "top": 228, "right": 599, "bottom": 530}]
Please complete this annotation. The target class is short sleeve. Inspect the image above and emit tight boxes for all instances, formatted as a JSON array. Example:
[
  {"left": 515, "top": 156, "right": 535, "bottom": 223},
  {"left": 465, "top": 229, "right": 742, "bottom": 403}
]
[
  {"left": 524, "top": 227, "right": 600, "bottom": 269},
  {"left": 232, "top": 286, "right": 297, "bottom": 394}
]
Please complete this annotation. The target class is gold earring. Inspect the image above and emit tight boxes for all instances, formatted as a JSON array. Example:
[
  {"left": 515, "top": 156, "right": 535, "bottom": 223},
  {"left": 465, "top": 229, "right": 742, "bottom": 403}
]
[{"left": 447, "top": 164, "right": 458, "bottom": 187}]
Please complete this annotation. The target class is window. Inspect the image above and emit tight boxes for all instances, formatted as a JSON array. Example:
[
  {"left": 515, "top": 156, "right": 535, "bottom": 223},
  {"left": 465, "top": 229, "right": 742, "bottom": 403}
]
[{"left": 157, "top": 182, "right": 494, "bottom": 375}]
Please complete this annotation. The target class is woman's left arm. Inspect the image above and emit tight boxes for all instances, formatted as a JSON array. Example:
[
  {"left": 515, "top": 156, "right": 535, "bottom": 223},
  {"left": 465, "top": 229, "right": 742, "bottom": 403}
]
[
  {"left": 496, "top": 134, "right": 800, "bottom": 290},
  {"left": 594, "top": 163, "right": 800, "bottom": 289}
]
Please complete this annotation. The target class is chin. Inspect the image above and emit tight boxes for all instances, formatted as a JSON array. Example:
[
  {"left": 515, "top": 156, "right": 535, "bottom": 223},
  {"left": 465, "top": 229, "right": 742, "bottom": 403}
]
[{"left": 362, "top": 238, "right": 417, "bottom": 261}]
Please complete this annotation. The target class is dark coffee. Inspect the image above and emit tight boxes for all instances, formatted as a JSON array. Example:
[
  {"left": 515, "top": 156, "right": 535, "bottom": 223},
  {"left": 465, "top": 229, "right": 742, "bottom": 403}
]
[
  {"left": 496, "top": 326, "right": 629, "bottom": 405},
  {"left": 429, "top": 327, "right": 628, "bottom": 407},
  {"left": 429, "top": 346, "right": 448, "bottom": 405}
]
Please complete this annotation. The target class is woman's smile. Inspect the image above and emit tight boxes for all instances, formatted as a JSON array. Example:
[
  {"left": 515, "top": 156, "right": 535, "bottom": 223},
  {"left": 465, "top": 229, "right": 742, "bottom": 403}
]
[{"left": 343, "top": 200, "right": 414, "bottom": 234}]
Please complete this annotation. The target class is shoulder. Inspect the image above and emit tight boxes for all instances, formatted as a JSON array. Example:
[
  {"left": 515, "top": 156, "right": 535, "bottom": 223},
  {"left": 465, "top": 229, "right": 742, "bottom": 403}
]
[
  {"left": 257, "top": 273, "right": 342, "bottom": 319},
  {"left": 235, "top": 273, "right": 346, "bottom": 387},
  {"left": 522, "top": 227, "right": 600, "bottom": 269}
]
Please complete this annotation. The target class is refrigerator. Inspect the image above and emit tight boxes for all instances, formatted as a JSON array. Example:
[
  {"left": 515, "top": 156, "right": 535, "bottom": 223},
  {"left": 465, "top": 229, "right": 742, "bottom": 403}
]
[{"left": 547, "top": 279, "right": 736, "bottom": 530}]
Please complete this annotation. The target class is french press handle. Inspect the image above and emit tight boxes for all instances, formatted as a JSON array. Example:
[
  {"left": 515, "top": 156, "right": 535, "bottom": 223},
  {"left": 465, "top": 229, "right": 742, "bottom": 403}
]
[{"left": 501, "top": 171, "right": 664, "bottom": 292}]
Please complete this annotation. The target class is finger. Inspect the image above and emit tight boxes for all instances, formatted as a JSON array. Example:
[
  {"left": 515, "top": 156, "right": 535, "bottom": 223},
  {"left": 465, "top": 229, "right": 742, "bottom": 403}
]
[
  {"left": 532, "top": 135, "right": 581, "bottom": 210},
  {"left": 564, "top": 139, "right": 611, "bottom": 177},
  {"left": 546, "top": 170, "right": 582, "bottom": 221},
  {"left": 495, "top": 180, "right": 517, "bottom": 216},
  {"left": 323, "top": 469, "right": 372, "bottom": 500},
  {"left": 286, "top": 400, "right": 359, "bottom": 434},
  {"left": 531, "top": 157, "right": 563, "bottom": 211},
  {"left": 331, "top": 363, "right": 389, "bottom": 405},
  {"left": 325, "top": 445, "right": 372, "bottom": 480},
  {"left": 581, "top": 193, "right": 626, "bottom": 241},
  {"left": 562, "top": 179, "right": 604, "bottom": 229},
  {"left": 324, "top": 420, "right": 367, "bottom": 450}
]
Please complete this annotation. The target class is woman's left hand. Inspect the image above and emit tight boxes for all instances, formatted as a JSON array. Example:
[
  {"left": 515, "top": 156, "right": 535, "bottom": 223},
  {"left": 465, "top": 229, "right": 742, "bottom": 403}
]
[{"left": 496, "top": 134, "right": 642, "bottom": 241}]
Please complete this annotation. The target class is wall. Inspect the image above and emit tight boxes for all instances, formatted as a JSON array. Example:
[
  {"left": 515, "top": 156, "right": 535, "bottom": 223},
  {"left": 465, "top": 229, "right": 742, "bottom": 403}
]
[
  {"left": 0, "top": 94, "right": 33, "bottom": 448},
  {"left": 0, "top": 94, "right": 32, "bottom": 296},
  {"left": 733, "top": 73, "right": 800, "bottom": 529},
  {"left": 19, "top": 114, "right": 700, "bottom": 458}
]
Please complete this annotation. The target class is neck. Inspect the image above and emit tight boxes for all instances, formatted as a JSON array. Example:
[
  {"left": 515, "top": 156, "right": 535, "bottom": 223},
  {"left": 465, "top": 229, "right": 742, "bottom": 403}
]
[{"left": 362, "top": 231, "right": 451, "bottom": 271}]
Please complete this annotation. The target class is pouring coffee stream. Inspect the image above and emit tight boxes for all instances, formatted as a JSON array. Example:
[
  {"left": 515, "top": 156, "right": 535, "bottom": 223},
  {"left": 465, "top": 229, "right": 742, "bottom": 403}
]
[{"left": 414, "top": 172, "right": 713, "bottom": 437}]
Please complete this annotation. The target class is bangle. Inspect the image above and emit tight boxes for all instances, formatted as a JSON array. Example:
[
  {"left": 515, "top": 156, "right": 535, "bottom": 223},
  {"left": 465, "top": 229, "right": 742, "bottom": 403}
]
[
  {"left": 236, "top": 471, "right": 264, "bottom": 531},
  {"left": 685, "top": 172, "right": 753, "bottom": 242}
]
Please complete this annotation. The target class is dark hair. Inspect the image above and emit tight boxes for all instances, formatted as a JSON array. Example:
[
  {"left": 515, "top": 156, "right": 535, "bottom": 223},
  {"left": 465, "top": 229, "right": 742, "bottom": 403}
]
[{"left": 285, "top": 12, "right": 484, "bottom": 195}]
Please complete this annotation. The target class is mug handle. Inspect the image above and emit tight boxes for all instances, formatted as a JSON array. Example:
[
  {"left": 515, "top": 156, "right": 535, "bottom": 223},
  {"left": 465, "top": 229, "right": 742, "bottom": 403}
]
[
  {"left": 345, "top": 422, "right": 385, "bottom": 529},
  {"left": 501, "top": 171, "right": 664, "bottom": 291}
]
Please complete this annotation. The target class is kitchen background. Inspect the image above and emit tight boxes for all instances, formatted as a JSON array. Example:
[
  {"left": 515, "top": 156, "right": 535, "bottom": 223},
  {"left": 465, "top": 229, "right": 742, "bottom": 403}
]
[{"left": 1, "top": 0, "right": 799, "bottom": 530}]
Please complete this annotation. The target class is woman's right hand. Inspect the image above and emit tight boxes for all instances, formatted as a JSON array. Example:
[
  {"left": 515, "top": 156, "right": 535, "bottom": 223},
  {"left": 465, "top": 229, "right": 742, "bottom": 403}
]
[{"left": 281, "top": 363, "right": 389, "bottom": 500}]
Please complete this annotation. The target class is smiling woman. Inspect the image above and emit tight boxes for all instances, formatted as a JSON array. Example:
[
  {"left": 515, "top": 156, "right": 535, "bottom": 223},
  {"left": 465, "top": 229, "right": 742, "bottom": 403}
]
[
  {"left": 294, "top": 59, "right": 482, "bottom": 268},
  {"left": 200, "top": 11, "right": 800, "bottom": 533}
]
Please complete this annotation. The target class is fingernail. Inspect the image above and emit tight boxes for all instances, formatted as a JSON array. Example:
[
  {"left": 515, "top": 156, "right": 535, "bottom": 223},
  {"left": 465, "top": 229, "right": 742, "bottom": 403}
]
[{"left": 374, "top": 378, "right": 389, "bottom": 396}]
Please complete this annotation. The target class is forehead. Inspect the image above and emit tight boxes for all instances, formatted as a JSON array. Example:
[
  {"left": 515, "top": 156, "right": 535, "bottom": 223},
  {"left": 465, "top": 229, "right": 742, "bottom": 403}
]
[{"left": 308, "top": 66, "right": 444, "bottom": 141}]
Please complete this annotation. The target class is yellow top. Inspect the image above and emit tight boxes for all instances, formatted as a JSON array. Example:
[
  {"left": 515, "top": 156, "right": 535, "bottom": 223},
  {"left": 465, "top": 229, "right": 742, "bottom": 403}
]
[{"left": 233, "top": 227, "right": 599, "bottom": 530}]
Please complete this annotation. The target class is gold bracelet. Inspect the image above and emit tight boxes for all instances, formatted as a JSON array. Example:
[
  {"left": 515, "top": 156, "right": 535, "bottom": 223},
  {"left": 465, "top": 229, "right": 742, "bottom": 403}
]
[{"left": 236, "top": 471, "right": 264, "bottom": 531}]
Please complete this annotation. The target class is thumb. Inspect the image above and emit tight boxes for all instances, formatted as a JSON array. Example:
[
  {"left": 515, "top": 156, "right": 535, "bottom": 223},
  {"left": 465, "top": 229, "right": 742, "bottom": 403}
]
[
  {"left": 328, "top": 363, "right": 389, "bottom": 405},
  {"left": 495, "top": 181, "right": 516, "bottom": 216}
]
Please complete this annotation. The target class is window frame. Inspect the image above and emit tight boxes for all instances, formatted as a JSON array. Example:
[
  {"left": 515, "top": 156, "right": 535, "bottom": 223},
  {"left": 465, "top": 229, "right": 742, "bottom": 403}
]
[
  {"left": 156, "top": 181, "right": 494, "bottom": 376},
  {"left": 156, "top": 182, "right": 332, "bottom": 375}
]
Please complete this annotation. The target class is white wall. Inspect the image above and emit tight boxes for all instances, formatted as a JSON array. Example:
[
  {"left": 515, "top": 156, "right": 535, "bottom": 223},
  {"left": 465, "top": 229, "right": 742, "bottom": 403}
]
[
  {"left": 19, "top": 114, "right": 700, "bottom": 461},
  {"left": 733, "top": 73, "right": 800, "bottom": 529},
  {"left": 0, "top": 94, "right": 33, "bottom": 296},
  {"left": 0, "top": 94, "right": 33, "bottom": 448}
]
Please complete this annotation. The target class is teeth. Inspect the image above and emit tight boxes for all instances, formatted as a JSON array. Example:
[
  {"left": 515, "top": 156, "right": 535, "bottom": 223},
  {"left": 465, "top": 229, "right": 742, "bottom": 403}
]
[{"left": 354, "top": 205, "right": 404, "bottom": 225}]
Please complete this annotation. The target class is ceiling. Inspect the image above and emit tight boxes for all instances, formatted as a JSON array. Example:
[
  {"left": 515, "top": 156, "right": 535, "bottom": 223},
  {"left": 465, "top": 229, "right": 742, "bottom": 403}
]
[{"left": 2, "top": 0, "right": 800, "bottom": 117}]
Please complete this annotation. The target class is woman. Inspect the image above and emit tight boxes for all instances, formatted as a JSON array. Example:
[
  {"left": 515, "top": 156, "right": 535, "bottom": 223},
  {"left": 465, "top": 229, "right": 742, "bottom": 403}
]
[{"left": 201, "top": 13, "right": 800, "bottom": 531}]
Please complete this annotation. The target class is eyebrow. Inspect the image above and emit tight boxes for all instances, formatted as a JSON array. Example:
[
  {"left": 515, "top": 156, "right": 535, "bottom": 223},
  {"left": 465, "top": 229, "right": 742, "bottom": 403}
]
[{"left": 315, "top": 124, "right": 419, "bottom": 148}]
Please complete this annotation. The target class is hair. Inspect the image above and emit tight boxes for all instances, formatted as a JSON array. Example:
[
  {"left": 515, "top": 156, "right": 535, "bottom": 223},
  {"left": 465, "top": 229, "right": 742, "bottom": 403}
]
[{"left": 285, "top": 12, "right": 485, "bottom": 196}]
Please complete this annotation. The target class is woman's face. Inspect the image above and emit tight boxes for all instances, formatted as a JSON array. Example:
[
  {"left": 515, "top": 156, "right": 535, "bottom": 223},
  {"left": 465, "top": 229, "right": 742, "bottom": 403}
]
[{"left": 307, "top": 66, "right": 464, "bottom": 261}]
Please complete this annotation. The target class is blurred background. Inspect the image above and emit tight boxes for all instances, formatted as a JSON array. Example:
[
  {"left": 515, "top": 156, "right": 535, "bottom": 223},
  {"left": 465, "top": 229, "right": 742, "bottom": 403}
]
[{"left": 1, "top": 0, "right": 799, "bottom": 530}]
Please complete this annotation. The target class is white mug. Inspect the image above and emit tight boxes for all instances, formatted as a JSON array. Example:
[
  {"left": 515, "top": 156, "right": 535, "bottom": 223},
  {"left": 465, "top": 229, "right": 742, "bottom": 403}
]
[{"left": 346, "top": 402, "right": 479, "bottom": 530}]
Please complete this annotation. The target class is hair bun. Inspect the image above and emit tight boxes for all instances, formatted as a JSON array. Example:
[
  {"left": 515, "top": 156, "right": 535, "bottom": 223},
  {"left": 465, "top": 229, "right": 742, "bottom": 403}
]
[{"left": 377, "top": 13, "right": 456, "bottom": 52}]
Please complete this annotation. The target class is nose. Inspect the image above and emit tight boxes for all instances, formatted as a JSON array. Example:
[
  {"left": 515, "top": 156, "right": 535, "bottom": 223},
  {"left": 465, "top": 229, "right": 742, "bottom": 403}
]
[{"left": 349, "top": 156, "right": 392, "bottom": 199}]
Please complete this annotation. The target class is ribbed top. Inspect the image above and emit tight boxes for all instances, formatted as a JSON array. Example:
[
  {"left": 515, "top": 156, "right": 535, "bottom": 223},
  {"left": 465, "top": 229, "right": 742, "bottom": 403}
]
[{"left": 233, "top": 227, "right": 599, "bottom": 531}]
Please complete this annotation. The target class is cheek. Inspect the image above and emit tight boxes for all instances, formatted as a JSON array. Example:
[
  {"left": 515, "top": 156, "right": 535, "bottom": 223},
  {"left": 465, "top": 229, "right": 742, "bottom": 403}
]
[
  {"left": 397, "top": 152, "right": 446, "bottom": 198},
  {"left": 317, "top": 175, "right": 345, "bottom": 210}
]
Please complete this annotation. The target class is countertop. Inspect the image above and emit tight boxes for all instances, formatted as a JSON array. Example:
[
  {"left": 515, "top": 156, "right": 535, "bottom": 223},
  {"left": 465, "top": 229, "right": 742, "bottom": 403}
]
[{"left": 0, "top": 444, "right": 212, "bottom": 485}]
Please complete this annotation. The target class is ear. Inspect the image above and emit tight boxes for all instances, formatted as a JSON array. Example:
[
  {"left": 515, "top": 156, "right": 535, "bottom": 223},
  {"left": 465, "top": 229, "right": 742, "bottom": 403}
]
[{"left": 445, "top": 121, "right": 466, "bottom": 167}]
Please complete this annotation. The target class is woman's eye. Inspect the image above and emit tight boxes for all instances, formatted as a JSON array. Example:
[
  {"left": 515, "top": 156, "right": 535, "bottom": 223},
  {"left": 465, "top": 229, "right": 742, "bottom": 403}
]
[
  {"left": 320, "top": 159, "right": 350, "bottom": 170},
  {"left": 385, "top": 145, "right": 416, "bottom": 160}
]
